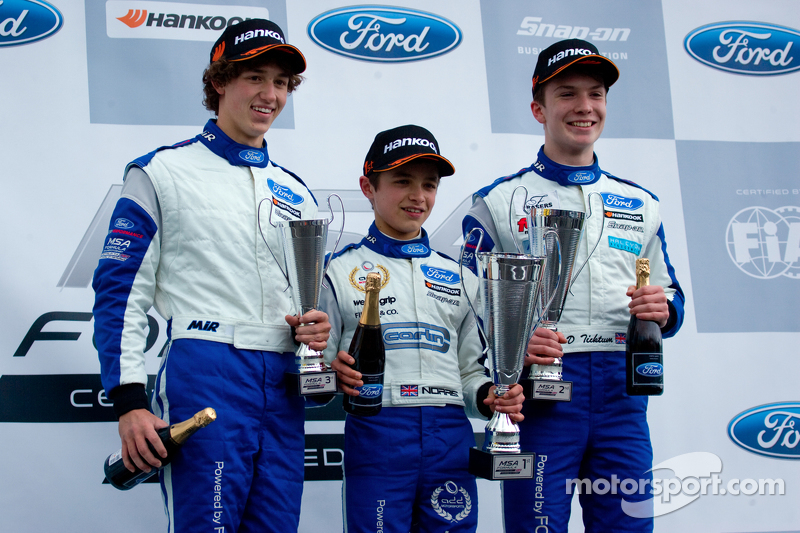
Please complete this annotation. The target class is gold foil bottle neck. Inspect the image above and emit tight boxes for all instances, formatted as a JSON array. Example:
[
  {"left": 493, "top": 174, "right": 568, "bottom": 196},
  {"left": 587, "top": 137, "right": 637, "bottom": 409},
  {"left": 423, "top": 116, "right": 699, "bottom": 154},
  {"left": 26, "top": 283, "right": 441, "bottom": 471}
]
[
  {"left": 359, "top": 272, "right": 382, "bottom": 326},
  {"left": 635, "top": 258, "right": 651, "bottom": 289},
  {"left": 170, "top": 407, "right": 217, "bottom": 445}
]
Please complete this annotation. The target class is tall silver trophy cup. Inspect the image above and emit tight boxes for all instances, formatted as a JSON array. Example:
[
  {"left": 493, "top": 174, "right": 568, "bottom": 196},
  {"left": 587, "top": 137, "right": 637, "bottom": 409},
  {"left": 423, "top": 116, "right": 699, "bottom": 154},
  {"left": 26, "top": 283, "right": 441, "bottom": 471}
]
[
  {"left": 460, "top": 228, "right": 551, "bottom": 480},
  {"left": 259, "top": 195, "right": 344, "bottom": 396},
  {"left": 520, "top": 189, "right": 604, "bottom": 402}
]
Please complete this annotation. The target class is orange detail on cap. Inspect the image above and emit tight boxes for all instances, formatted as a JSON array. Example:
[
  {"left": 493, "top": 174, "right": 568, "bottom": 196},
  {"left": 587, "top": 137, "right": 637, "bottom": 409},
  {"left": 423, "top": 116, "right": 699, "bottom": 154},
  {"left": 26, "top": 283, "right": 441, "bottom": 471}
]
[
  {"left": 212, "top": 42, "right": 225, "bottom": 62},
  {"left": 532, "top": 75, "right": 539, "bottom": 87},
  {"left": 241, "top": 45, "right": 272, "bottom": 58},
  {"left": 364, "top": 161, "right": 374, "bottom": 175},
  {"left": 579, "top": 59, "right": 602, "bottom": 65}
]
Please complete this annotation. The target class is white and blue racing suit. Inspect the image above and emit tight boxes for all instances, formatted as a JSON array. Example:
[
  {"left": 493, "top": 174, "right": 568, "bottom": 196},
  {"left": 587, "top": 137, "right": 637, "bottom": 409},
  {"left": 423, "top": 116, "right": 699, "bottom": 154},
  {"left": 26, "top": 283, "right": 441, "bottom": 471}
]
[
  {"left": 319, "top": 223, "right": 493, "bottom": 533},
  {"left": 462, "top": 147, "right": 685, "bottom": 533},
  {"left": 93, "top": 119, "right": 318, "bottom": 533}
]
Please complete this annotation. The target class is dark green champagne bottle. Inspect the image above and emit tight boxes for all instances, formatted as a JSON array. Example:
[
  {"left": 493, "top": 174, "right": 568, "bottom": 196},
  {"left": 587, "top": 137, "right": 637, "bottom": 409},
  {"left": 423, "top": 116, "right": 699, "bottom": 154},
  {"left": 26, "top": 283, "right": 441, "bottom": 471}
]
[{"left": 626, "top": 259, "right": 664, "bottom": 396}]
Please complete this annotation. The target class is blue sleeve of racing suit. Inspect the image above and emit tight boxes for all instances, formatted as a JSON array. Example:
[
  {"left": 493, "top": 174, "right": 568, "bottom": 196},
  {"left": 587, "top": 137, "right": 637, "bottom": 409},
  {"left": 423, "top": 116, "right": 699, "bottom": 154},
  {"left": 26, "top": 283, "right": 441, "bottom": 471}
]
[{"left": 461, "top": 197, "right": 498, "bottom": 275}]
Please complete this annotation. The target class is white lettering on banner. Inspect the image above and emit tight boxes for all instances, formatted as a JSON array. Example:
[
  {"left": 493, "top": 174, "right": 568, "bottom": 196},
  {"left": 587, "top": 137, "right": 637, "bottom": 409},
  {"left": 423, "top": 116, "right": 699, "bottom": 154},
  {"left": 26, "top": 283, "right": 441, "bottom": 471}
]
[
  {"left": 340, "top": 15, "right": 430, "bottom": 53},
  {"left": 0, "top": 7, "right": 28, "bottom": 38},
  {"left": 517, "top": 17, "right": 630, "bottom": 42},
  {"left": 712, "top": 30, "right": 794, "bottom": 67},
  {"left": 757, "top": 411, "right": 800, "bottom": 449}
]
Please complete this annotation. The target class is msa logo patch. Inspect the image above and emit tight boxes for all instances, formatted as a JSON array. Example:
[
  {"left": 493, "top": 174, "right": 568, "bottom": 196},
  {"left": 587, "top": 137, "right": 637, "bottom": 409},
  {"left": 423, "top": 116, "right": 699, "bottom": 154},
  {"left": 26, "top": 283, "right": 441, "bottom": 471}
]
[
  {"left": 308, "top": 6, "right": 462, "bottom": 63},
  {"left": 383, "top": 322, "right": 450, "bottom": 353}
]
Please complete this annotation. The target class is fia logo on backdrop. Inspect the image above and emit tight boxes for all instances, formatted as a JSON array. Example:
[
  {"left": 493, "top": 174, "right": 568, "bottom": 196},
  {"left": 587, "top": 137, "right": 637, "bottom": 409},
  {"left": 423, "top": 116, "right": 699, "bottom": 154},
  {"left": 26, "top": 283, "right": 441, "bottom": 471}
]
[
  {"left": 726, "top": 205, "right": 800, "bottom": 279},
  {"left": 307, "top": 5, "right": 461, "bottom": 62}
]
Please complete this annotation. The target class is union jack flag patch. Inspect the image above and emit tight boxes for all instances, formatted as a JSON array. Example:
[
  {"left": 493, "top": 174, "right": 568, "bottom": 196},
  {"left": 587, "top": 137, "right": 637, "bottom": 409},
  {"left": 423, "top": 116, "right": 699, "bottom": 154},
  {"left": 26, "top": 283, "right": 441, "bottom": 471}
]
[
  {"left": 615, "top": 333, "right": 626, "bottom": 344},
  {"left": 400, "top": 385, "right": 418, "bottom": 397}
]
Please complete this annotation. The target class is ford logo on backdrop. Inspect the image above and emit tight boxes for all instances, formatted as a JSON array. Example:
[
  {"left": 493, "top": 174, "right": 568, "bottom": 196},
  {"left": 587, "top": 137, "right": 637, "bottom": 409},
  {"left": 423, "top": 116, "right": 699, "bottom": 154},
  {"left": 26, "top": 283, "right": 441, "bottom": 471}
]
[
  {"left": 684, "top": 22, "right": 800, "bottom": 75},
  {"left": 728, "top": 402, "right": 800, "bottom": 459},
  {"left": 307, "top": 5, "right": 462, "bottom": 62},
  {"left": 0, "top": 0, "right": 63, "bottom": 46},
  {"left": 267, "top": 179, "right": 303, "bottom": 205}
]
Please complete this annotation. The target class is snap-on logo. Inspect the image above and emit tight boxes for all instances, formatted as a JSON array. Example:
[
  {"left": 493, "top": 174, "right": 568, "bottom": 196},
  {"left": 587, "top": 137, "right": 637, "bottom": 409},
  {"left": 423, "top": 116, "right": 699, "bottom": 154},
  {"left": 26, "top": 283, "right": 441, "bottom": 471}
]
[
  {"left": 114, "top": 218, "right": 135, "bottom": 230},
  {"left": 684, "top": 22, "right": 800, "bottom": 75},
  {"left": 728, "top": 402, "right": 800, "bottom": 459},
  {"left": 567, "top": 171, "right": 595, "bottom": 184},
  {"left": 267, "top": 179, "right": 304, "bottom": 205},
  {"left": 0, "top": 0, "right": 63, "bottom": 47},
  {"left": 307, "top": 5, "right": 462, "bottom": 62},
  {"left": 420, "top": 265, "right": 460, "bottom": 285},
  {"left": 239, "top": 149, "right": 264, "bottom": 164},
  {"left": 601, "top": 193, "right": 643, "bottom": 211}
]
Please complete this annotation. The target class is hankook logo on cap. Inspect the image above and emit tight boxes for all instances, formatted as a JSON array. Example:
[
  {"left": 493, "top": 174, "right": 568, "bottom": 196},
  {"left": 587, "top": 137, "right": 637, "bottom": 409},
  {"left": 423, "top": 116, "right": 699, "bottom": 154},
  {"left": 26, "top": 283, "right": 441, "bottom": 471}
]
[
  {"left": 307, "top": 5, "right": 461, "bottom": 62},
  {"left": 684, "top": 22, "right": 800, "bottom": 75}
]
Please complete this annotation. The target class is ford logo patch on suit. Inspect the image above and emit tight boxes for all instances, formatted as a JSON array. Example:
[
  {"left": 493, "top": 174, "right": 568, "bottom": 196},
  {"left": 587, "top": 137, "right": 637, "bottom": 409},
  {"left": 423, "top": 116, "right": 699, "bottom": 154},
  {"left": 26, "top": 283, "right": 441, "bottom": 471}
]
[
  {"left": 239, "top": 150, "right": 264, "bottom": 164},
  {"left": 728, "top": 402, "right": 800, "bottom": 459},
  {"left": 267, "top": 179, "right": 303, "bottom": 205},
  {"left": 684, "top": 22, "right": 800, "bottom": 75},
  {"left": 0, "top": 0, "right": 63, "bottom": 46},
  {"left": 568, "top": 171, "right": 595, "bottom": 184},
  {"left": 420, "top": 265, "right": 460, "bottom": 285},
  {"left": 307, "top": 5, "right": 461, "bottom": 62},
  {"left": 601, "top": 193, "right": 644, "bottom": 211},
  {"left": 114, "top": 218, "right": 135, "bottom": 230},
  {"left": 402, "top": 244, "right": 429, "bottom": 255}
]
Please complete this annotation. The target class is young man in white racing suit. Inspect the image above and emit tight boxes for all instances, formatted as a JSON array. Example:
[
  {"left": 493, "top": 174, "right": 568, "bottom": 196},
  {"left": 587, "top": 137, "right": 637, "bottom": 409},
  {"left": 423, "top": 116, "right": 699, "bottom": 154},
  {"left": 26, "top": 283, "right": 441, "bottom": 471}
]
[
  {"left": 319, "top": 125, "right": 525, "bottom": 532},
  {"left": 93, "top": 19, "right": 331, "bottom": 532},
  {"left": 462, "top": 39, "right": 685, "bottom": 532}
]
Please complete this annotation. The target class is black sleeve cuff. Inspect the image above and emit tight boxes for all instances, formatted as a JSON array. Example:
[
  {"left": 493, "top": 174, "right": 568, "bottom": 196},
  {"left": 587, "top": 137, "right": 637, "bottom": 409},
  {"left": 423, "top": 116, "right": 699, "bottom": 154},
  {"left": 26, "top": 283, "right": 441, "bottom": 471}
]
[
  {"left": 476, "top": 381, "right": 494, "bottom": 419},
  {"left": 109, "top": 383, "right": 150, "bottom": 419},
  {"left": 660, "top": 300, "right": 678, "bottom": 335}
]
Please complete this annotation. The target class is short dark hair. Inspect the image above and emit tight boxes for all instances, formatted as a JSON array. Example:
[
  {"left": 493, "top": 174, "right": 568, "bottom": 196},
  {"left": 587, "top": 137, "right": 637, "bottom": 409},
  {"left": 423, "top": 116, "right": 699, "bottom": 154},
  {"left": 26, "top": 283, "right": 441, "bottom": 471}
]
[{"left": 202, "top": 55, "right": 304, "bottom": 114}]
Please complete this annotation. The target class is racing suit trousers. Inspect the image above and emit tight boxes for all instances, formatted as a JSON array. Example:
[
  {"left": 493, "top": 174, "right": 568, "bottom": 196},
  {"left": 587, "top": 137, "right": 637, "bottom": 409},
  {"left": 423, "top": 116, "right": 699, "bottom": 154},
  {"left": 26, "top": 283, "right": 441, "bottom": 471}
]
[
  {"left": 502, "top": 351, "right": 653, "bottom": 533},
  {"left": 153, "top": 338, "right": 305, "bottom": 533},
  {"left": 343, "top": 405, "right": 479, "bottom": 533}
]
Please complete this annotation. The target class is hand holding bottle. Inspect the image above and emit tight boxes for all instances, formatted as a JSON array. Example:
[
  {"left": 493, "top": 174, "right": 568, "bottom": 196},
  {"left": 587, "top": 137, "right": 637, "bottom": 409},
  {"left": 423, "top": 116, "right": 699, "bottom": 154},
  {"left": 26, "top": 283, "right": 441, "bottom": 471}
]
[{"left": 118, "top": 408, "right": 169, "bottom": 473}]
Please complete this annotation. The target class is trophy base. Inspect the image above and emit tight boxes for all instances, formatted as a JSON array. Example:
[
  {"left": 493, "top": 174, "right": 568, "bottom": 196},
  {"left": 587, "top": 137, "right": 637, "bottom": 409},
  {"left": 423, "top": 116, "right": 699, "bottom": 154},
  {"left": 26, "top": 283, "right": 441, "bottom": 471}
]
[
  {"left": 521, "top": 378, "right": 573, "bottom": 402},
  {"left": 468, "top": 447, "right": 535, "bottom": 480},
  {"left": 285, "top": 369, "right": 338, "bottom": 396}
]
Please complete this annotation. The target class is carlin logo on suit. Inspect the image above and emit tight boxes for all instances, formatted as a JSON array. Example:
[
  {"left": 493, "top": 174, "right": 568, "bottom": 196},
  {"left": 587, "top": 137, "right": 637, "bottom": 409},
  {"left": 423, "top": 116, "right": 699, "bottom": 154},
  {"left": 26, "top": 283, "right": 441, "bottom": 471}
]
[
  {"left": 728, "top": 403, "right": 800, "bottom": 459},
  {"left": 307, "top": 5, "right": 461, "bottom": 62},
  {"left": 684, "top": 22, "right": 800, "bottom": 75},
  {"left": 0, "top": 0, "right": 62, "bottom": 46}
]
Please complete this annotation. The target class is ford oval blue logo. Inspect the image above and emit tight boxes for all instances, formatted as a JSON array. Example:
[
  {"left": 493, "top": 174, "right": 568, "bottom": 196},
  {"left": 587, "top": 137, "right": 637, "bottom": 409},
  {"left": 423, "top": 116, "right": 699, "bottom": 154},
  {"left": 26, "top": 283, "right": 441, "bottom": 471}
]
[
  {"left": 601, "top": 193, "right": 644, "bottom": 211},
  {"left": 401, "top": 243, "right": 429, "bottom": 255},
  {"left": 728, "top": 402, "right": 800, "bottom": 459},
  {"left": 114, "top": 218, "right": 135, "bottom": 230},
  {"left": 568, "top": 171, "right": 595, "bottom": 184},
  {"left": 0, "top": 0, "right": 63, "bottom": 47},
  {"left": 357, "top": 384, "right": 383, "bottom": 397},
  {"left": 635, "top": 363, "right": 663, "bottom": 377},
  {"left": 239, "top": 150, "right": 264, "bottom": 164},
  {"left": 684, "top": 22, "right": 800, "bottom": 76},
  {"left": 420, "top": 265, "right": 460, "bottom": 285},
  {"left": 307, "top": 5, "right": 462, "bottom": 62},
  {"left": 267, "top": 179, "right": 304, "bottom": 205}
]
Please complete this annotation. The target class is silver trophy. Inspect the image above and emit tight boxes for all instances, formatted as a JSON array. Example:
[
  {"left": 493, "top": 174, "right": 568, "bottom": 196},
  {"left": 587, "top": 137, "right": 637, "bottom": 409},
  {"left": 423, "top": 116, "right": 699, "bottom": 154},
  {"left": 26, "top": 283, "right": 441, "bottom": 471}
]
[
  {"left": 258, "top": 194, "right": 345, "bottom": 396},
  {"left": 514, "top": 188, "right": 604, "bottom": 402},
  {"left": 459, "top": 228, "right": 556, "bottom": 480}
]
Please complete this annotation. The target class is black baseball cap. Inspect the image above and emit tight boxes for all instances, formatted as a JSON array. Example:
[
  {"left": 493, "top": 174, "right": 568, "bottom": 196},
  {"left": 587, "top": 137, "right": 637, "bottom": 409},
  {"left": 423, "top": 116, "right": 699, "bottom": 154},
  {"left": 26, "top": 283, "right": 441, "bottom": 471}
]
[
  {"left": 363, "top": 125, "right": 455, "bottom": 177},
  {"left": 210, "top": 19, "right": 306, "bottom": 74},
  {"left": 532, "top": 39, "right": 619, "bottom": 97}
]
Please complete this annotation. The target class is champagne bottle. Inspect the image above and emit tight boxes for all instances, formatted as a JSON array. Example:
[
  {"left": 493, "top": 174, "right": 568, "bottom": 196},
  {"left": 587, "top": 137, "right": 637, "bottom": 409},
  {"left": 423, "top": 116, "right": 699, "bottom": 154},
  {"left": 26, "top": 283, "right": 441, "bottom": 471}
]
[
  {"left": 104, "top": 407, "right": 217, "bottom": 490},
  {"left": 343, "top": 272, "right": 386, "bottom": 417},
  {"left": 626, "top": 259, "right": 664, "bottom": 396}
]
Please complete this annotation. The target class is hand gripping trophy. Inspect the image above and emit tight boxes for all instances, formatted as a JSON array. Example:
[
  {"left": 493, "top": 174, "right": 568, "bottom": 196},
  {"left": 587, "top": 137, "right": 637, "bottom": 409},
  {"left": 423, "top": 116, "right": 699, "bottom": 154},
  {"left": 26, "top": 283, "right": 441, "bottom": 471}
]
[
  {"left": 459, "top": 227, "right": 559, "bottom": 480},
  {"left": 511, "top": 187, "right": 604, "bottom": 402},
  {"left": 259, "top": 194, "right": 345, "bottom": 396}
]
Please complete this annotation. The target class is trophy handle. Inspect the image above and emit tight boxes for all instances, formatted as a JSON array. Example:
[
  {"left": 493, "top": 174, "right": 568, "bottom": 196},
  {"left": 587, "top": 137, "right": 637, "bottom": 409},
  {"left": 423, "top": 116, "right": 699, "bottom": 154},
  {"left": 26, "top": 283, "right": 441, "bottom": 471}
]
[
  {"left": 257, "top": 197, "right": 290, "bottom": 287},
  {"left": 321, "top": 193, "right": 345, "bottom": 289},
  {"left": 568, "top": 191, "right": 605, "bottom": 294},
  {"left": 459, "top": 227, "right": 489, "bottom": 352},
  {"left": 531, "top": 228, "right": 562, "bottom": 338},
  {"left": 508, "top": 185, "right": 528, "bottom": 254}
]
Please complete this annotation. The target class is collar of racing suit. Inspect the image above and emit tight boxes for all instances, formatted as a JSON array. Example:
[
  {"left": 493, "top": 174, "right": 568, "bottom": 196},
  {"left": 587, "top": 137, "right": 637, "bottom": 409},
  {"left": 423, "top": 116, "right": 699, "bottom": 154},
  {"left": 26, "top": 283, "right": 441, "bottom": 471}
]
[
  {"left": 196, "top": 119, "right": 270, "bottom": 168},
  {"left": 532, "top": 146, "right": 602, "bottom": 187},
  {"left": 361, "top": 222, "right": 432, "bottom": 259}
]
